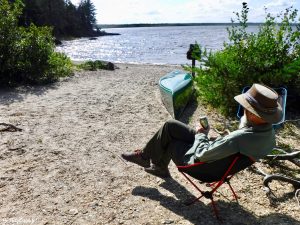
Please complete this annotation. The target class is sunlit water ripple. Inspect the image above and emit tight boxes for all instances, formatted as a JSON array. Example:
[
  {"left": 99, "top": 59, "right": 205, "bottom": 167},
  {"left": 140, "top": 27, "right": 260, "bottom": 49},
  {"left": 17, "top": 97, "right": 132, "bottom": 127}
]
[{"left": 56, "top": 26, "right": 259, "bottom": 65}]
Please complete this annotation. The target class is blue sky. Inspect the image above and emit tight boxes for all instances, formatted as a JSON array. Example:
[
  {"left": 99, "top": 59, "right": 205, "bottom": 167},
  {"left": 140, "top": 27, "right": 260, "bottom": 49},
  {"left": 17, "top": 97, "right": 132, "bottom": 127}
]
[{"left": 72, "top": 0, "right": 300, "bottom": 24}]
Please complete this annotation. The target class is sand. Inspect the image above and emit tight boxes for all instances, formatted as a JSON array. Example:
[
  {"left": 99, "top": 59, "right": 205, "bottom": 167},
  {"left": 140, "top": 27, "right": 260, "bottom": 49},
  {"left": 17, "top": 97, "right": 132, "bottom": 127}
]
[{"left": 0, "top": 63, "right": 299, "bottom": 225}]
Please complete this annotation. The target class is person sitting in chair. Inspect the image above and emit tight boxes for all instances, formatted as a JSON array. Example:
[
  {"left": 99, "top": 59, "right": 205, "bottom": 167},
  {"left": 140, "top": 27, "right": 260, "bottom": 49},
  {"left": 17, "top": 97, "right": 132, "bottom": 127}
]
[{"left": 121, "top": 84, "right": 283, "bottom": 178}]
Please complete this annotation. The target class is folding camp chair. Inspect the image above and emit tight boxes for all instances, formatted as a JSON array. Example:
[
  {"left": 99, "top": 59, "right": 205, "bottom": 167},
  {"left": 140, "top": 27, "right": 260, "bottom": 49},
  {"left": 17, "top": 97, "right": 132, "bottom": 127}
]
[
  {"left": 177, "top": 86, "right": 287, "bottom": 220},
  {"left": 177, "top": 153, "right": 254, "bottom": 220}
]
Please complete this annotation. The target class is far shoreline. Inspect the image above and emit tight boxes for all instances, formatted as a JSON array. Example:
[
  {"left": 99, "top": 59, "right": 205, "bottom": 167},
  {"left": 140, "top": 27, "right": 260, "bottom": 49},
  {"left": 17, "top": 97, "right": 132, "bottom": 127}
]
[
  {"left": 71, "top": 60, "right": 188, "bottom": 67},
  {"left": 98, "top": 22, "right": 300, "bottom": 29}
]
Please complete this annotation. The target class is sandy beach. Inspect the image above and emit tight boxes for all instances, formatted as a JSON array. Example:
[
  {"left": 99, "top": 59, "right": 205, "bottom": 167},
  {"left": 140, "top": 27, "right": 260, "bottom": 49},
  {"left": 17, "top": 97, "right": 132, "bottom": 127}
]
[{"left": 0, "top": 63, "right": 299, "bottom": 225}]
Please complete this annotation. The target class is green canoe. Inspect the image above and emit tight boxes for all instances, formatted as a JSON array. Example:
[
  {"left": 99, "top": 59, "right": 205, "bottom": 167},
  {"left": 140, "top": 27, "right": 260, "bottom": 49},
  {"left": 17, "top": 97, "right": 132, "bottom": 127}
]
[{"left": 159, "top": 70, "right": 193, "bottom": 119}]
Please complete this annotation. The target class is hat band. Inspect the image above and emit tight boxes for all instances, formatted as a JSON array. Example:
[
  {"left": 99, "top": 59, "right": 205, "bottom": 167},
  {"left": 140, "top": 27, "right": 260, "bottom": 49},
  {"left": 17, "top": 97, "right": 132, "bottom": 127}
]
[{"left": 244, "top": 93, "right": 277, "bottom": 114}]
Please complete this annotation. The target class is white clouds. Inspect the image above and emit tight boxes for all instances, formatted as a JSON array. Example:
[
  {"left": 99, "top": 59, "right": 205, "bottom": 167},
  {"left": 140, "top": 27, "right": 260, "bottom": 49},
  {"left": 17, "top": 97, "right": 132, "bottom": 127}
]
[
  {"left": 265, "top": 0, "right": 291, "bottom": 8},
  {"left": 262, "top": 0, "right": 296, "bottom": 15},
  {"left": 248, "top": 0, "right": 299, "bottom": 22},
  {"left": 95, "top": 0, "right": 170, "bottom": 23},
  {"left": 70, "top": 0, "right": 300, "bottom": 24},
  {"left": 180, "top": 0, "right": 244, "bottom": 22},
  {"left": 94, "top": 0, "right": 246, "bottom": 24}
]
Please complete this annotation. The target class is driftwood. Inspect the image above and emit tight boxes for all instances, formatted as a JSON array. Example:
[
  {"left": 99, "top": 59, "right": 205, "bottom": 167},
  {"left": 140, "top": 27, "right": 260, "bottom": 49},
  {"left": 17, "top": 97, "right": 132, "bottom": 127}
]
[
  {"left": 266, "top": 148, "right": 300, "bottom": 167},
  {"left": 251, "top": 147, "right": 300, "bottom": 206},
  {"left": 253, "top": 166, "right": 300, "bottom": 197},
  {"left": 0, "top": 123, "right": 22, "bottom": 132}
]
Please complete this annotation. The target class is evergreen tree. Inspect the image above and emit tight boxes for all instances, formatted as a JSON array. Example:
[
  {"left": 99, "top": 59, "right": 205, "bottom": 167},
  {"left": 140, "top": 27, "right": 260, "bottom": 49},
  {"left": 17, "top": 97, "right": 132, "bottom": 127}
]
[
  {"left": 18, "top": 0, "right": 98, "bottom": 38},
  {"left": 77, "top": 0, "right": 97, "bottom": 35},
  {"left": 64, "top": 0, "right": 82, "bottom": 37}
]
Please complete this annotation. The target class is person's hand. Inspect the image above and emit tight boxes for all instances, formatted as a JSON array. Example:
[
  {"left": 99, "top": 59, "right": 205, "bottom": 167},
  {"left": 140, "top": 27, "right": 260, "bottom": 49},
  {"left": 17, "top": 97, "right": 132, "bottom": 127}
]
[
  {"left": 209, "top": 128, "right": 221, "bottom": 140},
  {"left": 195, "top": 123, "right": 210, "bottom": 136}
]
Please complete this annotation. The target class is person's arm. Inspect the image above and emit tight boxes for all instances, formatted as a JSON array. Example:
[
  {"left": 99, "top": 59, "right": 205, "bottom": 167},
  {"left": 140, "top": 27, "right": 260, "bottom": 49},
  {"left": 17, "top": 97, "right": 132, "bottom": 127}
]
[
  {"left": 194, "top": 133, "right": 240, "bottom": 162},
  {"left": 184, "top": 131, "right": 240, "bottom": 164}
]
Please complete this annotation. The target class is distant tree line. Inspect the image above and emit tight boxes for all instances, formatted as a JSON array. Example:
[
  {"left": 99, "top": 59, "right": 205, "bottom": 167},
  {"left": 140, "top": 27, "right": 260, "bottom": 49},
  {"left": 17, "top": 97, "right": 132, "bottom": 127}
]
[
  {"left": 18, "top": 0, "right": 99, "bottom": 38},
  {"left": 99, "top": 23, "right": 267, "bottom": 29}
]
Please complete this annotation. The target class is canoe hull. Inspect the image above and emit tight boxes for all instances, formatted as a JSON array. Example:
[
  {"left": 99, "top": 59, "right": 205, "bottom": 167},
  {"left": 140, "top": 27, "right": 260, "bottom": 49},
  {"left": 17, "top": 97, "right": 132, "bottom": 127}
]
[{"left": 159, "top": 70, "right": 193, "bottom": 119}]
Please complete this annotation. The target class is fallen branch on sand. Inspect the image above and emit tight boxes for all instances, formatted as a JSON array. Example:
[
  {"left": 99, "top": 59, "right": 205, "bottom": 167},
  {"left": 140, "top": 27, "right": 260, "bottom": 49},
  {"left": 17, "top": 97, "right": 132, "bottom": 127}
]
[
  {"left": 266, "top": 148, "right": 300, "bottom": 167},
  {"left": 253, "top": 166, "right": 300, "bottom": 196},
  {"left": 0, "top": 123, "right": 22, "bottom": 132},
  {"left": 250, "top": 147, "right": 300, "bottom": 207}
]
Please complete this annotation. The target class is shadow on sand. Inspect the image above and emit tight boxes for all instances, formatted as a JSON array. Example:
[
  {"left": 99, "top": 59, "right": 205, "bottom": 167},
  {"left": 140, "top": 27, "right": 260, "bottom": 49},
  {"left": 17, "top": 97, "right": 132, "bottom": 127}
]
[
  {"left": 132, "top": 178, "right": 299, "bottom": 225},
  {"left": 0, "top": 82, "right": 60, "bottom": 105},
  {"left": 178, "top": 95, "right": 199, "bottom": 124}
]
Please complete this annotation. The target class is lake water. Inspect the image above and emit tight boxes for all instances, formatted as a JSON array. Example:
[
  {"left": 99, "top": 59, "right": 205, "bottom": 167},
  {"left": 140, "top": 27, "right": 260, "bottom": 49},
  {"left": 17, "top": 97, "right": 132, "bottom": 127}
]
[{"left": 56, "top": 25, "right": 259, "bottom": 65}]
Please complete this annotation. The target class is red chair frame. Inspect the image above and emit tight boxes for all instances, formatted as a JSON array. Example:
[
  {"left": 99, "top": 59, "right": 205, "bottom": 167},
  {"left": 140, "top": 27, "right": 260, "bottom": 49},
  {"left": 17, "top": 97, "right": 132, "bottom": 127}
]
[{"left": 177, "top": 154, "right": 254, "bottom": 220}]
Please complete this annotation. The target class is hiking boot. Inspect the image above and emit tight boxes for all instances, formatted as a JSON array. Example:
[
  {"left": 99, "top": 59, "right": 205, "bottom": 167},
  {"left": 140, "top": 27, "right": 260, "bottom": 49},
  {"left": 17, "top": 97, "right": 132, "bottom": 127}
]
[
  {"left": 121, "top": 149, "right": 150, "bottom": 168},
  {"left": 144, "top": 164, "right": 171, "bottom": 179}
]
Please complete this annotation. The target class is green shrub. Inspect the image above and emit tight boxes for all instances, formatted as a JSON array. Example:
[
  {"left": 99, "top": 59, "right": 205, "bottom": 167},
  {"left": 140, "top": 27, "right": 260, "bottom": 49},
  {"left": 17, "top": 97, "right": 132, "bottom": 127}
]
[
  {"left": 0, "top": 0, "right": 72, "bottom": 86},
  {"left": 190, "top": 2, "right": 300, "bottom": 116},
  {"left": 46, "top": 52, "right": 73, "bottom": 82},
  {"left": 78, "top": 60, "right": 106, "bottom": 71},
  {"left": 77, "top": 60, "right": 115, "bottom": 71}
]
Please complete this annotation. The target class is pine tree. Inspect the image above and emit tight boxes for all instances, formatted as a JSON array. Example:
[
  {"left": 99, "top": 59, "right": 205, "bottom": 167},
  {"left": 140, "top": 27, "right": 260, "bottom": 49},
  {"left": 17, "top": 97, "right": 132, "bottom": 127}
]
[
  {"left": 78, "top": 0, "right": 97, "bottom": 35},
  {"left": 18, "top": 0, "right": 98, "bottom": 38}
]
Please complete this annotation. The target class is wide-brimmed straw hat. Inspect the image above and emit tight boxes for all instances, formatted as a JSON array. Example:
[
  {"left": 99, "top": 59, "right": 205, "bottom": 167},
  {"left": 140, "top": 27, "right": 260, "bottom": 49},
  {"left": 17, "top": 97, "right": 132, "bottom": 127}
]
[{"left": 234, "top": 84, "right": 283, "bottom": 124}]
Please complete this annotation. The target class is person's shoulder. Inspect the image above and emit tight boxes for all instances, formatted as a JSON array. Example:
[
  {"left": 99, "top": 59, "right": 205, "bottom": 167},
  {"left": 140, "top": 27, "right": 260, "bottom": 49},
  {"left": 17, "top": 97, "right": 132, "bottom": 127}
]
[{"left": 227, "top": 128, "right": 249, "bottom": 138}]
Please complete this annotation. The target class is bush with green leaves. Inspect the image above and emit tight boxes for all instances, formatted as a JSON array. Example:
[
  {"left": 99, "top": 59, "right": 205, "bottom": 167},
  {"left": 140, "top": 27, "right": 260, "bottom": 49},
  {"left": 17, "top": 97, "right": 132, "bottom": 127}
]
[
  {"left": 190, "top": 2, "right": 300, "bottom": 116},
  {"left": 0, "top": 0, "right": 72, "bottom": 86},
  {"left": 78, "top": 60, "right": 106, "bottom": 71},
  {"left": 77, "top": 60, "right": 115, "bottom": 71}
]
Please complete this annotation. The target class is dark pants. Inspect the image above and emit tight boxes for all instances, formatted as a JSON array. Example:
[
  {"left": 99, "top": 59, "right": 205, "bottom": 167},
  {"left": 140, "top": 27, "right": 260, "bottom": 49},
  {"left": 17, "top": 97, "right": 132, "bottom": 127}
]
[{"left": 142, "top": 119, "right": 196, "bottom": 168}]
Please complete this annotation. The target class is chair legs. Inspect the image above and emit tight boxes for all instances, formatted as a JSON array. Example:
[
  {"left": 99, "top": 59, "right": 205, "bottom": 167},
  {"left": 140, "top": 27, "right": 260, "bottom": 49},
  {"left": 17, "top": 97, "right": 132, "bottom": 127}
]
[
  {"left": 180, "top": 171, "right": 238, "bottom": 220},
  {"left": 227, "top": 181, "right": 239, "bottom": 201}
]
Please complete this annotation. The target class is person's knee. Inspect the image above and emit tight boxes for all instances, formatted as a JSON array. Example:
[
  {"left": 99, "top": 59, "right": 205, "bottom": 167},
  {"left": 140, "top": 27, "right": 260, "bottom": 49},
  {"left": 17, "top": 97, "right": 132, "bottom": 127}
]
[
  {"left": 164, "top": 119, "right": 177, "bottom": 128},
  {"left": 165, "top": 119, "right": 176, "bottom": 124}
]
